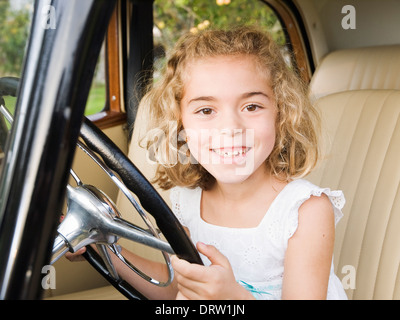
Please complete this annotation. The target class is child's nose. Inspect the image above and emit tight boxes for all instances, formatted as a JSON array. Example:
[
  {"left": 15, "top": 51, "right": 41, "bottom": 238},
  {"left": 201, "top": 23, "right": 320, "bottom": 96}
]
[
  {"left": 219, "top": 112, "right": 244, "bottom": 135},
  {"left": 219, "top": 128, "right": 242, "bottom": 136}
]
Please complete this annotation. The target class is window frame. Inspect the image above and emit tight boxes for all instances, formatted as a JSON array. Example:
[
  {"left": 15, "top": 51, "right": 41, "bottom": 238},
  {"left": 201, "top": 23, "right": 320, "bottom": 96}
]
[
  {"left": 88, "top": 2, "right": 127, "bottom": 129},
  {"left": 262, "top": 0, "right": 313, "bottom": 83}
]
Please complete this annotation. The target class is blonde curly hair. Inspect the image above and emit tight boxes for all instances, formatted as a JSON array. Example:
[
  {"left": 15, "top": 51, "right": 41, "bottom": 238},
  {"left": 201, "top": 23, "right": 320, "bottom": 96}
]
[{"left": 138, "top": 25, "right": 320, "bottom": 190}]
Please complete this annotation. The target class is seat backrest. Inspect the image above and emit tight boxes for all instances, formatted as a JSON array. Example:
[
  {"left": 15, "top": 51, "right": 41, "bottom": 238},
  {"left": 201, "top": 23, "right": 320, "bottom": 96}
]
[
  {"left": 309, "top": 45, "right": 400, "bottom": 99},
  {"left": 307, "top": 90, "right": 400, "bottom": 300}
]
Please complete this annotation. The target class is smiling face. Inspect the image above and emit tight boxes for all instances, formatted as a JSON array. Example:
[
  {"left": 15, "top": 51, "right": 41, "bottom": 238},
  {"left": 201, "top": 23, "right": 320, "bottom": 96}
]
[{"left": 180, "top": 55, "right": 277, "bottom": 185}]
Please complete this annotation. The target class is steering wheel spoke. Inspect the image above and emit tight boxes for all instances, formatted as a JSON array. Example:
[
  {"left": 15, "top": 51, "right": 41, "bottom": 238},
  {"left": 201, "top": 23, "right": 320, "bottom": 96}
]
[{"left": 96, "top": 244, "right": 119, "bottom": 280}]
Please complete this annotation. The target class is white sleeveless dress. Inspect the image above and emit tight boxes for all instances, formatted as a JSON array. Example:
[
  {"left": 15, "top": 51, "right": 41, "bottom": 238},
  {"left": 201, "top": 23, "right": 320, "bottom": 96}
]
[{"left": 170, "top": 178, "right": 348, "bottom": 300}]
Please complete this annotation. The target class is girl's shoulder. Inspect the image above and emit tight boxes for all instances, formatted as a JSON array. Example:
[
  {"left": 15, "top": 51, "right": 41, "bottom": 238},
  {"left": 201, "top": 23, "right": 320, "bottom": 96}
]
[
  {"left": 277, "top": 179, "right": 345, "bottom": 241},
  {"left": 170, "top": 186, "right": 202, "bottom": 226},
  {"left": 282, "top": 179, "right": 345, "bottom": 214}
]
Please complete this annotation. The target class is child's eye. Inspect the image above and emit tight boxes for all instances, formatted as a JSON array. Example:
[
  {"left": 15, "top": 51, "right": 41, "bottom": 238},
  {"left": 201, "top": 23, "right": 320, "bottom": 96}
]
[
  {"left": 196, "top": 108, "right": 214, "bottom": 115},
  {"left": 244, "top": 104, "right": 262, "bottom": 112}
]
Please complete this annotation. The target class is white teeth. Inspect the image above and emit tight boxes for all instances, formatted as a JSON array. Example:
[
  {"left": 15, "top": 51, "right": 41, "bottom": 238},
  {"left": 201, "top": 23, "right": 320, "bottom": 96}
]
[{"left": 213, "top": 149, "right": 247, "bottom": 157}]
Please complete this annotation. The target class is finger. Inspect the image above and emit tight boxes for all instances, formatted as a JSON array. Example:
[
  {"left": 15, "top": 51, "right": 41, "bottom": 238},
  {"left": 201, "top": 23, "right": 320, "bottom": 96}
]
[
  {"left": 175, "top": 279, "right": 204, "bottom": 300},
  {"left": 175, "top": 290, "right": 189, "bottom": 300},
  {"left": 174, "top": 266, "right": 204, "bottom": 291},
  {"left": 171, "top": 255, "right": 207, "bottom": 282},
  {"left": 196, "top": 242, "right": 229, "bottom": 267},
  {"left": 172, "top": 258, "right": 215, "bottom": 299},
  {"left": 65, "top": 247, "right": 86, "bottom": 262}
]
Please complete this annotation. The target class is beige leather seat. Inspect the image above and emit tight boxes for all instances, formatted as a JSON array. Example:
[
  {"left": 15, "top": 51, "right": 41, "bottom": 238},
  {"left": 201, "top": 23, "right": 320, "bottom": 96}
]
[
  {"left": 308, "top": 89, "right": 400, "bottom": 300},
  {"left": 310, "top": 45, "right": 400, "bottom": 99}
]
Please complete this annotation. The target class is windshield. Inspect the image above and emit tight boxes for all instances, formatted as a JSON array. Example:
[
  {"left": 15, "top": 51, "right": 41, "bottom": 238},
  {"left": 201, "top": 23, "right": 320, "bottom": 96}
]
[
  {"left": 0, "top": 0, "right": 107, "bottom": 169},
  {"left": 0, "top": 0, "right": 33, "bottom": 110},
  {"left": 0, "top": 0, "right": 33, "bottom": 166}
]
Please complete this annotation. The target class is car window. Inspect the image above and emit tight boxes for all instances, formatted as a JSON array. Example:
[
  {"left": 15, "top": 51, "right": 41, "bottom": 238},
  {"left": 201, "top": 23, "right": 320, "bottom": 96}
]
[
  {"left": 86, "top": 43, "right": 106, "bottom": 116},
  {"left": 0, "top": 0, "right": 106, "bottom": 169},
  {"left": 0, "top": 0, "right": 33, "bottom": 166},
  {"left": 153, "top": 0, "right": 289, "bottom": 80},
  {"left": 0, "top": 0, "right": 33, "bottom": 118},
  {"left": 0, "top": 0, "right": 105, "bottom": 120}
]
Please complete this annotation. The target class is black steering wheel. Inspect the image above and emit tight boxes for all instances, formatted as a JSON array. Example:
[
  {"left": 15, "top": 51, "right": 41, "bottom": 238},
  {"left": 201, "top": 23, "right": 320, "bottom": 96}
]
[
  {"left": 76, "top": 118, "right": 203, "bottom": 299},
  {"left": 0, "top": 77, "right": 202, "bottom": 300}
]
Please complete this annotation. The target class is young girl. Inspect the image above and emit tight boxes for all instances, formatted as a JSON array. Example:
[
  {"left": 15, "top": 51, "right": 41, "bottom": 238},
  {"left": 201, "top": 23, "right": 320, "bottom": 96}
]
[
  {"left": 68, "top": 26, "right": 347, "bottom": 300},
  {"left": 139, "top": 25, "right": 347, "bottom": 300}
]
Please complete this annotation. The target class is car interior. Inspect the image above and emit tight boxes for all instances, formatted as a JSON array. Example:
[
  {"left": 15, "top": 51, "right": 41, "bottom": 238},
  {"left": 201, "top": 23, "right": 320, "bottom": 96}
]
[
  {"left": 1, "top": 0, "right": 399, "bottom": 300},
  {"left": 129, "top": 1, "right": 400, "bottom": 299}
]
